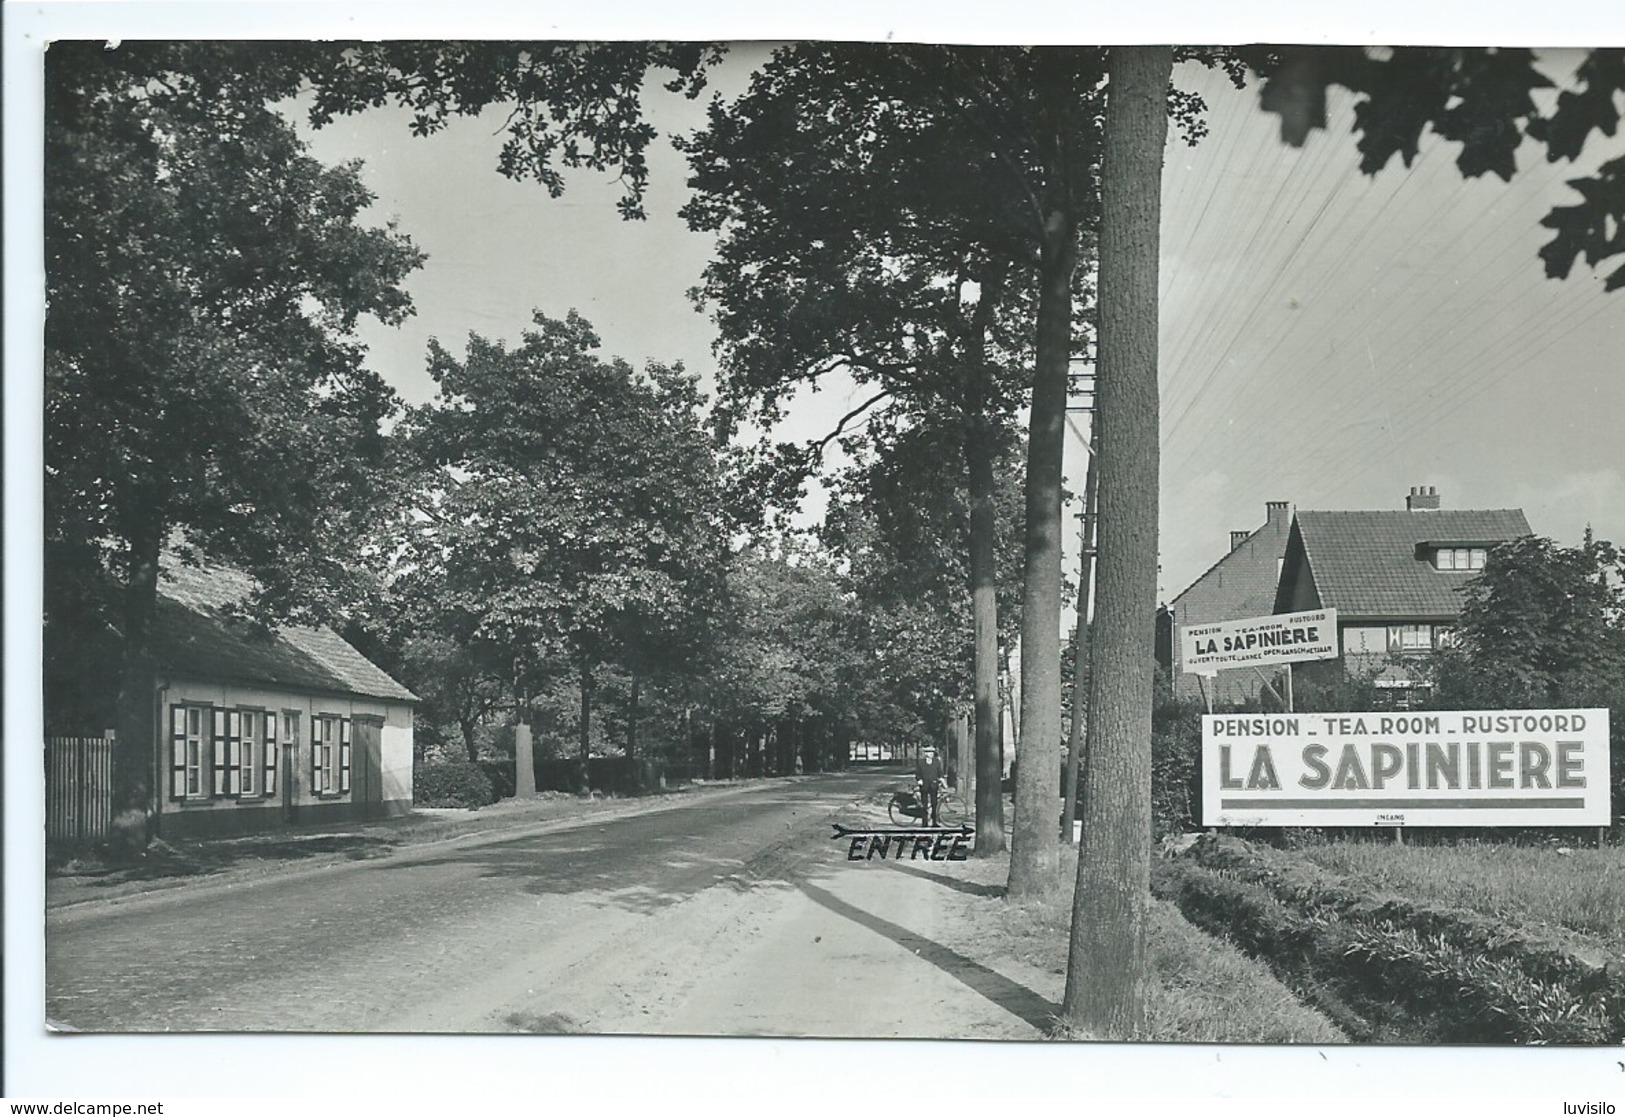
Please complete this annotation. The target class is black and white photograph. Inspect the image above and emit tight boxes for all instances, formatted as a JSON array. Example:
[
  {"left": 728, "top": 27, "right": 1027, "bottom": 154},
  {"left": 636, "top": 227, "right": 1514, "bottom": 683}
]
[{"left": 8, "top": 0, "right": 1625, "bottom": 1106}]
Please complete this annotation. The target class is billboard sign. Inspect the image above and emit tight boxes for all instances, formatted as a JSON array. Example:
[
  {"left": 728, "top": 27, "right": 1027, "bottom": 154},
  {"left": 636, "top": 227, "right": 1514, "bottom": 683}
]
[
  {"left": 1202, "top": 708, "right": 1612, "bottom": 827},
  {"left": 1180, "top": 608, "right": 1340, "bottom": 676}
]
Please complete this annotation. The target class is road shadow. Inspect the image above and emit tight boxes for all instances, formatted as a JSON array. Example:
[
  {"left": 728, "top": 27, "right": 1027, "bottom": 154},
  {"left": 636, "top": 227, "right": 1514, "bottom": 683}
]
[
  {"left": 52, "top": 833, "right": 402, "bottom": 887},
  {"left": 796, "top": 879, "right": 1058, "bottom": 1033},
  {"left": 372, "top": 802, "right": 809, "bottom": 915},
  {"left": 883, "top": 860, "right": 1006, "bottom": 899}
]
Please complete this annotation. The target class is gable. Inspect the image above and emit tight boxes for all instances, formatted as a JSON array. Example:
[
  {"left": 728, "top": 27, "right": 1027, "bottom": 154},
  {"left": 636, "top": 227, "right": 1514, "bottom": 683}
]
[
  {"left": 1285, "top": 509, "right": 1531, "bottom": 620},
  {"left": 1170, "top": 513, "right": 1294, "bottom": 622}
]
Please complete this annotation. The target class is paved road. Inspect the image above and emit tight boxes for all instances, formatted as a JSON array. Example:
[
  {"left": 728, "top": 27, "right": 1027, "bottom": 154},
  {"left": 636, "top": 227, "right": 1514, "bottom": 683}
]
[{"left": 46, "top": 770, "right": 1051, "bottom": 1038}]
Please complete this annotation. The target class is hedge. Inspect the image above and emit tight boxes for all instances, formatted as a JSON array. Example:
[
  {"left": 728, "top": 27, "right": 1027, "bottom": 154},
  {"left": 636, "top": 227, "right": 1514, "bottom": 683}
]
[{"left": 414, "top": 755, "right": 497, "bottom": 809}]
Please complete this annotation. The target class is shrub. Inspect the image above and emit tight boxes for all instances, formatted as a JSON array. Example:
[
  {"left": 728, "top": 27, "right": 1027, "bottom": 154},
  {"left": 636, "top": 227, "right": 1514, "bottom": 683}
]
[
  {"left": 414, "top": 755, "right": 496, "bottom": 809},
  {"left": 477, "top": 759, "right": 516, "bottom": 800},
  {"left": 1150, "top": 687, "right": 1203, "bottom": 838}
]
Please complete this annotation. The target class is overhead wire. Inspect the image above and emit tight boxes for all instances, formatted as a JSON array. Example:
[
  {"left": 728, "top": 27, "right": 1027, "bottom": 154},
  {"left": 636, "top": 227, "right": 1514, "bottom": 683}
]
[{"left": 1150, "top": 55, "right": 1622, "bottom": 589}]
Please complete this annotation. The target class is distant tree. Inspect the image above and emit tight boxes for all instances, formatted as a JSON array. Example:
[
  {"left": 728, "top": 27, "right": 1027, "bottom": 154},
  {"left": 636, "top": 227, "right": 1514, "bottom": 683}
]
[
  {"left": 387, "top": 311, "right": 728, "bottom": 768},
  {"left": 680, "top": 43, "right": 1045, "bottom": 849},
  {"left": 45, "top": 41, "right": 425, "bottom": 850},
  {"left": 820, "top": 419, "right": 1028, "bottom": 755},
  {"left": 1429, "top": 533, "right": 1625, "bottom": 821},
  {"left": 397, "top": 634, "right": 512, "bottom": 764},
  {"left": 1432, "top": 533, "right": 1625, "bottom": 706},
  {"left": 696, "top": 543, "right": 870, "bottom": 777}
]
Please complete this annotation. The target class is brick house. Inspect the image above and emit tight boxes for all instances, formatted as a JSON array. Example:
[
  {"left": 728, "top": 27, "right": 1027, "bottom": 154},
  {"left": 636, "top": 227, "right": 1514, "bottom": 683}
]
[
  {"left": 1273, "top": 486, "right": 1532, "bottom": 704},
  {"left": 151, "top": 562, "right": 417, "bottom": 839},
  {"left": 1159, "top": 500, "right": 1295, "bottom": 704}
]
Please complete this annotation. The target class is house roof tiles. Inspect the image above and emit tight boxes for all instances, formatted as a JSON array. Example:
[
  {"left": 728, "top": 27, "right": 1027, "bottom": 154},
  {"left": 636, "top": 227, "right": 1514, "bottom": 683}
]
[
  {"left": 153, "top": 562, "right": 417, "bottom": 704},
  {"left": 1291, "top": 509, "right": 1531, "bottom": 620}
]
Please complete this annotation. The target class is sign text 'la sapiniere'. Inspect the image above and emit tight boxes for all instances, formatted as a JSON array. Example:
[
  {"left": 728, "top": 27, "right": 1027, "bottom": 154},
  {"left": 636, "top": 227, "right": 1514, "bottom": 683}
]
[
  {"left": 1202, "top": 708, "right": 1612, "bottom": 827},
  {"left": 1180, "top": 608, "right": 1340, "bottom": 676}
]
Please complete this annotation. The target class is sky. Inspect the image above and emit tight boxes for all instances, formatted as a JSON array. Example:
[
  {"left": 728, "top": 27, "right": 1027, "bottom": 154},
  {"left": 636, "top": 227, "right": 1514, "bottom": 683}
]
[{"left": 297, "top": 45, "right": 1625, "bottom": 603}]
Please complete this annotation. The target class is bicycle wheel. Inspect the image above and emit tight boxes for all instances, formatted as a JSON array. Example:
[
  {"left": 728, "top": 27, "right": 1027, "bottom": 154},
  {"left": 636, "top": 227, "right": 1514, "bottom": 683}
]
[
  {"left": 936, "top": 791, "right": 962, "bottom": 826},
  {"left": 888, "top": 793, "right": 920, "bottom": 827}
]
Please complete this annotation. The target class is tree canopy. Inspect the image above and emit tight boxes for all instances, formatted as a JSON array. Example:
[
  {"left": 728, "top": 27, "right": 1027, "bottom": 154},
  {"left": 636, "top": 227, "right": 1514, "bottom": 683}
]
[
  {"left": 1433, "top": 533, "right": 1625, "bottom": 706},
  {"left": 384, "top": 310, "right": 728, "bottom": 757},
  {"left": 46, "top": 40, "right": 425, "bottom": 617}
]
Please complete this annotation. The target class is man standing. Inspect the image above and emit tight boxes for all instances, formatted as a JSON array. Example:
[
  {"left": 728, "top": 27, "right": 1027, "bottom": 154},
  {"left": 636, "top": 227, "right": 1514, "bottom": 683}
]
[{"left": 915, "top": 745, "right": 945, "bottom": 826}]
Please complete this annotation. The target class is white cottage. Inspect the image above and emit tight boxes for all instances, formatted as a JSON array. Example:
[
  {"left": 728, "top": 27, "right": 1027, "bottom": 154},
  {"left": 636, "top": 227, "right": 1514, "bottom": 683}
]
[{"left": 151, "top": 562, "right": 416, "bottom": 840}]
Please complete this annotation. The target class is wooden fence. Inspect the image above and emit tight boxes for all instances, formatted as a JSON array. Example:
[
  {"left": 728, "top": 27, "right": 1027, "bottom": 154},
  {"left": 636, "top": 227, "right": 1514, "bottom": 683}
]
[{"left": 46, "top": 735, "right": 114, "bottom": 847}]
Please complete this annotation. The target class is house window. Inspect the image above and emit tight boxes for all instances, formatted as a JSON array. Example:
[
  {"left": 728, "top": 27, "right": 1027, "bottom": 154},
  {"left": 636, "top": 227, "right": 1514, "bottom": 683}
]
[
  {"left": 312, "top": 714, "right": 351, "bottom": 796},
  {"left": 1387, "top": 624, "right": 1432, "bottom": 653},
  {"left": 1434, "top": 547, "right": 1487, "bottom": 571},
  {"left": 169, "top": 704, "right": 286, "bottom": 801},
  {"left": 170, "top": 704, "right": 210, "bottom": 800},
  {"left": 240, "top": 710, "right": 259, "bottom": 796},
  {"left": 1434, "top": 626, "right": 1460, "bottom": 649}
]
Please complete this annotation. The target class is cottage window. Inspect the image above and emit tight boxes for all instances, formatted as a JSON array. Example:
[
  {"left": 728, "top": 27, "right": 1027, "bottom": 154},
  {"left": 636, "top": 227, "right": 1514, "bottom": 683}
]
[
  {"left": 240, "top": 711, "right": 259, "bottom": 796},
  {"left": 170, "top": 705, "right": 210, "bottom": 800},
  {"left": 312, "top": 714, "right": 351, "bottom": 796}
]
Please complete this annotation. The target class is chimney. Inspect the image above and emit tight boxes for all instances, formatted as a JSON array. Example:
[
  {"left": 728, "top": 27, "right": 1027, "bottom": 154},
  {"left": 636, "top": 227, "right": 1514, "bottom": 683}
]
[
  {"left": 1406, "top": 485, "right": 1441, "bottom": 511},
  {"left": 1265, "top": 500, "right": 1290, "bottom": 526},
  {"left": 1230, "top": 530, "right": 1251, "bottom": 552}
]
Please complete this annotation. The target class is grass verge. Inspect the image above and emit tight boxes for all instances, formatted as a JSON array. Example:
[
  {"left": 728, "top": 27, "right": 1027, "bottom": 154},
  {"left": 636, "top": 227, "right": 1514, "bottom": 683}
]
[
  {"left": 957, "top": 846, "right": 1345, "bottom": 1043},
  {"left": 1292, "top": 839, "right": 1625, "bottom": 949},
  {"left": 1155, "top": 835, "right": 1625, "bottom": 1043}
]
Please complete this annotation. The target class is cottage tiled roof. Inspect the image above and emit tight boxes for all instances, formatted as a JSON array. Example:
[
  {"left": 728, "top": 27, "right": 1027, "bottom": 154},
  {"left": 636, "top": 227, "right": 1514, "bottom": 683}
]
[
  {"left": 152, "top": 562, "right": 417, "bottom": 704},
  {"left": 1291, "top": 509, "right": 1532, "bottom": 620}
]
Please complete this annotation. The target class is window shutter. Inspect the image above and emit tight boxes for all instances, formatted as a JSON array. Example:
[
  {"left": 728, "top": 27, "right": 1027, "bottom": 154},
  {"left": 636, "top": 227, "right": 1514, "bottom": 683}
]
[
  {"left": 170, "top": 706, "right": 187, "bottom": 800},
  {"left": 227, "top": 710, "right": 243, "bottom": 797},
  {"left": 312, "top": 717, "right": 324, "bottom": 793},
  {"left": 265, "top": 712, "right": 279, "bottom": 796},
  {"left": 212, "top": 708, "right": 228, "bottom": 797},
  {"left": 339, "top": 718, "right": 352, "bottom": 794}
]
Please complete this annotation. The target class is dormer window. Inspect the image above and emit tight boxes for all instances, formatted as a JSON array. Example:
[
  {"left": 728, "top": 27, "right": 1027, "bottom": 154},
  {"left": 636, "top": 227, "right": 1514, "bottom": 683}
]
[{"left": 1433, "top": 546, "right": 1486, "bottom": 571}]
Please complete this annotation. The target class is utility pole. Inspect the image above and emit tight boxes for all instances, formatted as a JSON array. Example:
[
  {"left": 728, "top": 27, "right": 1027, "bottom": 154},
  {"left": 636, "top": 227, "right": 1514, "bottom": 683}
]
[{"left": 1061, "top": 376, "right": 1098, "bottom": 843}]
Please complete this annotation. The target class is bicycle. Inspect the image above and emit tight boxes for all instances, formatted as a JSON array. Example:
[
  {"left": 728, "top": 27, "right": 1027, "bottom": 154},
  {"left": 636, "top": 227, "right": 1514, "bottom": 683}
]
[{"left": 887, "top": 777, "right": 962, "bottom": 827}]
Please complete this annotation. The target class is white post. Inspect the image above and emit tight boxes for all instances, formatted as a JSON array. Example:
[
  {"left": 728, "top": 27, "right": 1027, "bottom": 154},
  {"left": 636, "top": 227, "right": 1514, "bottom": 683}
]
[{"left": 514, "top": 721, "right": 537, "bottom": 797}]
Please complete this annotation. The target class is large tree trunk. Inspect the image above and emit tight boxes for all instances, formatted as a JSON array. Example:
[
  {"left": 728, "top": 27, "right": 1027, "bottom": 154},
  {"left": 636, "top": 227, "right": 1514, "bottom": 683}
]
[
  {"left": 109, "top": 523, "right": 164, "bottom": 855},
  {"left": 1062, "top": 45, "right": 1171, "bottom": 1038},
  {"left": 963, "top": 270, "right": 1009, "bottom": 856},
  {"left": 1008, "top": 199, "right": 1080, "bottom": 898},
  {"left": 965, "top": 405, "right": 1008, "bottom": 856},
  {"left": 1061, "top": 416, "right": 1100, "bottom": 841}
]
